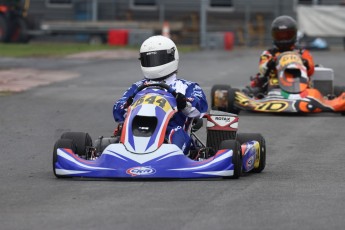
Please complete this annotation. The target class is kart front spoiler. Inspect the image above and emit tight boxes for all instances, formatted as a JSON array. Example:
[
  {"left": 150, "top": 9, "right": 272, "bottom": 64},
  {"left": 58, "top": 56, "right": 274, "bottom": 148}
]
[{"left": 235, "top": 91, "right": 345, "bottom": 113}]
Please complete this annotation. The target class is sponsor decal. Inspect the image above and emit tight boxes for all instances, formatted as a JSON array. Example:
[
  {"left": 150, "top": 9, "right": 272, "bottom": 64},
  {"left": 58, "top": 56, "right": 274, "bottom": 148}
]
[
  {"left": 253, "top": 141, "right": 261, "bottom": 168},
  {"left": 126, "top": 166, "right": 156, "bottom": 177},
  {"left": 187, "top": 97, "right": 194, "bottom": 102},
  {"left": 146, "top": 51, "right": 157, "bottom": 56},
  {"left": 214, "top": 116, "right": 232, "bottom": 122},
  {"left": 278, "top": 53, "right": 302, "bottom": 69},
  {"left": 236, "top": 93, "right": 289, "bottom": 112},
  {"left": 133, "top": 95, "right": 172, "bottom": 112},
  {"left": 246, "top": 156, "right": 254, "bottom": 169},
  {"left": 211, "top": 116, "right": 237, "bottom": 127}
]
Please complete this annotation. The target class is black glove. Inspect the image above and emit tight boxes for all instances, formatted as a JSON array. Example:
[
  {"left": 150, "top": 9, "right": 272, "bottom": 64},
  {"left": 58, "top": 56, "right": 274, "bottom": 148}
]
[
  {"left": 302, "top": 58, "right": 310, "bottom": 70},
  {"left": 267, "top": 58, "right": 276, "bottom": 70},
  {"left": 124, "top": 95, "right": 134, "bottom": 108},
  {"left": 175, "top": 93, "right": 187, "bottom": 111}
]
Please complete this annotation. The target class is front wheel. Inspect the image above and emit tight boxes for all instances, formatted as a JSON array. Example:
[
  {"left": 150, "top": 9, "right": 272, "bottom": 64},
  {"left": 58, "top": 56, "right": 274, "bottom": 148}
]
[
  {"left": 219, "top": 140, "right": 242, "bottom": 179},
  {"left": 53, "top": 138, "right": 76, "bottom": 178},
  {"left": 236, "top": 133, "right": 266, "bottom": 173},
  {"left": 60, "top": 132, "right": 92, "bottom": 157}
]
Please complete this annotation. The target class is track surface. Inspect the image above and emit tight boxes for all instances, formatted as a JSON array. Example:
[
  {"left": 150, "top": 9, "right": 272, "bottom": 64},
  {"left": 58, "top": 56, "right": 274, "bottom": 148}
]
[{"left": 1, "top": 48, "right": 345, "bottom": 230}]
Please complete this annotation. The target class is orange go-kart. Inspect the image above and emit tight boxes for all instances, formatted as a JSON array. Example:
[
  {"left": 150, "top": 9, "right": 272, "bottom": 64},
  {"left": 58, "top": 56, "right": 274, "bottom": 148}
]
[{"left": 211, "top": 51, "right": 345, "bottom": 115}]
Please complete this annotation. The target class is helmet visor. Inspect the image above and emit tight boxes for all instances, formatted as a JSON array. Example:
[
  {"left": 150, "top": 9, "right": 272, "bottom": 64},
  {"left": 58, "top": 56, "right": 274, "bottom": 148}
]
[
  {"left": 272, "top": 29, "right": 296, "bottom": 41},
  {"left": 140, "top": 48, "right": 175, "bottom": 67}
]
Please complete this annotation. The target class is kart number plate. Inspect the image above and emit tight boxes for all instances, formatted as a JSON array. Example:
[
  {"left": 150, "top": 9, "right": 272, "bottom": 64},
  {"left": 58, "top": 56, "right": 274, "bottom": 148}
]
[
  {"left": 133, "top": 95, "right": 172, "bottom": 112},
  {"left": 279, "top": 53, "right": 302, "bottom": 68}
]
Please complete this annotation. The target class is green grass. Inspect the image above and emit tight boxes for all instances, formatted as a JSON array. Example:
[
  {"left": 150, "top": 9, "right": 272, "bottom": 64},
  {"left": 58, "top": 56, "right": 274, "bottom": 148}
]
[
  {"left": 0, "top": 43, "right": 137, "bottom": 57},
  {"left": 0, "top": 43, "right": 199, "bottom": 58}
]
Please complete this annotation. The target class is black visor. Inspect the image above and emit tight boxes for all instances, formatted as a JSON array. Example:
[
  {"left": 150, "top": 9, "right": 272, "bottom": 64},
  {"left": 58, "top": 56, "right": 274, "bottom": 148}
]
[
  {"left": 140, "top": 48, "right": 175, "bottom": 67},
  {"left": 272, "top": 29, "right": 296, "bottom": 42}
]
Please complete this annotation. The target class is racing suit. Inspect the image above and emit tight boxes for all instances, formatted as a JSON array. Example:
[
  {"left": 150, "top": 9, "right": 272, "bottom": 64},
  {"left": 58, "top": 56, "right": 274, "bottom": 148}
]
[
  {"left": 113, "top": 74, "right": 208, "bottom": 154},
  {"left": 252, "top": 47, "right": 315, "bottom": 93}
]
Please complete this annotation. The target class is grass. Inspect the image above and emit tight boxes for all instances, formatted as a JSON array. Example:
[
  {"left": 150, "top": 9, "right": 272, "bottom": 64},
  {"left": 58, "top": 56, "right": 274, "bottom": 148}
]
[
  {"left": 0, "top": 43, "right": 199, "bottom": 58},
  {"left": 0, "top": 43, "right": 135, "bottom": 57}
]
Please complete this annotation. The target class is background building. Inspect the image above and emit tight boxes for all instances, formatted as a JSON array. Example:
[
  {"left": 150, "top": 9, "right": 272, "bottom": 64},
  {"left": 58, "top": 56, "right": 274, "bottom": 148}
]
[{"left": 6, "top": 0, "right": 345, "bottom": 47}]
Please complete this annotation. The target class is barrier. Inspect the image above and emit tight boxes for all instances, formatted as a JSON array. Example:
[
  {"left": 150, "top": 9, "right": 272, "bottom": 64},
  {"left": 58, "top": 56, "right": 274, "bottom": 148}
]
[
  {"left": 224, "top": 32, "right": 234, "bottom": 50},
  {"left": 108, "top": 29, "right": 128, "bottom": 46},
  {"left": 162, "top": 21, "right": 170, "bottom": 38}
]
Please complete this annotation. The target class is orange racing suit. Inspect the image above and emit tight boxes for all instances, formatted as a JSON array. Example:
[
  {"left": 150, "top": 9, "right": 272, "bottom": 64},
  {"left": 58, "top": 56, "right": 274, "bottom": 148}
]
[{"left": 254, "top": 47, "right": 315, "bottom": 91}]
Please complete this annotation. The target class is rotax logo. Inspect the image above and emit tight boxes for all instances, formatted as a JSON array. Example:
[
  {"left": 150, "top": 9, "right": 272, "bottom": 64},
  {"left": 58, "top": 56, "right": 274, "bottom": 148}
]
[{"left": 214, "top": 116, "right": 232, "bottom": 122}]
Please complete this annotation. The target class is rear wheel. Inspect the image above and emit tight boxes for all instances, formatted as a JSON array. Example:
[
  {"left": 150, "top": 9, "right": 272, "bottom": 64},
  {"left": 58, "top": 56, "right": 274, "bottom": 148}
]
[
  {"left": 53, "top": 138, "right": 76, "bottom": 178},
  {"left": 60, "top": 132, "right": 92, "bottom": 157},
  {"left": 219, "top": 140, "right": 242, "bottom": 179},
  {"left": 236, "top": 133, "right": 266, "bottom": 173},
  {"left": 211, "top": 84, "right": 239, "bottom": 114}
]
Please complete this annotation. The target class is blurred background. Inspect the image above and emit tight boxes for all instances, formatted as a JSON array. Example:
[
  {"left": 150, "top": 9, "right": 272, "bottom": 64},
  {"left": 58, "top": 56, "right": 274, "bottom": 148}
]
[{"left": 0, "top": 0, "right": 345, "bottom": 50}]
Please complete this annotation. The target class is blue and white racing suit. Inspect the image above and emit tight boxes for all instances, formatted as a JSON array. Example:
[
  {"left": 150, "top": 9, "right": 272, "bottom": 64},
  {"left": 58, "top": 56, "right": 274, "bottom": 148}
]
[{"left": 113, "top": 74, "right": 208, "bottom": 154}]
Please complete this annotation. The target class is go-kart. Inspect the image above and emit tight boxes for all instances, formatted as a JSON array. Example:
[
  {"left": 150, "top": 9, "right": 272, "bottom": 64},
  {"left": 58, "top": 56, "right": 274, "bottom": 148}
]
[
  {"left": 53, "top": 82, "right": 266, "bottom": 179},
  {"left": 211, "top": 51, "right": 345, "bottom": 115}
]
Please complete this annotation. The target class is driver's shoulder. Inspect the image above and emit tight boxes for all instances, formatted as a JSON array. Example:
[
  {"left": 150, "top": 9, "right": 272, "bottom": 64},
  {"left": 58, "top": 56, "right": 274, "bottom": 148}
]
[
  {"left": 176, "top": 78, "right": 196, "bottom": 86},
  {"left": 134, "top": 79, "right": 146, "bottom": 87}
]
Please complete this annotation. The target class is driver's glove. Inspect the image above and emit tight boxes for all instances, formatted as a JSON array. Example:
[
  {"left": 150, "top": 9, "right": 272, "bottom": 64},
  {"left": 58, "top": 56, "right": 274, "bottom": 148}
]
[
  {"left": 113, "top": 123, "right": 123, "bottom": 137},
  {"left": 175, "top": 93, "right": 187, "bottom": 111},
  {"left": 266, "top": 58, "right": 276, "bottom": 70},
  {"left": 124, "top": 95, "right": 134, "bottom": 108},
  {"left": 302, "top": 58, "right": 310, "bottom": 70}
]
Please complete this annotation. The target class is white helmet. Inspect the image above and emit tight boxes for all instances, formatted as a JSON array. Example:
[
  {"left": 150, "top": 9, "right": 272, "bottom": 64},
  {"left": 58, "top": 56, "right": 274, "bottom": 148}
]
[{"left": 139, "top": 35, "right": 179, "bottom": 80}]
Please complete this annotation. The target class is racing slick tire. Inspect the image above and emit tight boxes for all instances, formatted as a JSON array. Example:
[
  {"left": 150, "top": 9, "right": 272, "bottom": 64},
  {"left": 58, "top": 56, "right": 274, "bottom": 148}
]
[
  {"left": 236, "top": 133, "right": 266, "bottom": 173},
  {"left": 53, "top": 138, "right": 77, "bottom": 178},
  {"left": 211, "top": 85, "right": 239, "bottom": 114},
  {"left": 60, "top": 132, "right": 92, "bottom": 157},
  {"left": 219, "top": 140, "right": 242, "bottom": 179}
]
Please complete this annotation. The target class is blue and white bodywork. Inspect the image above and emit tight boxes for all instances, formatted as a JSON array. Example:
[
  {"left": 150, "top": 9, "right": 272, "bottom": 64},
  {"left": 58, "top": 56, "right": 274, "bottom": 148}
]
[{"left": 53, "top": 83, "right": 242, "bottom": 179}]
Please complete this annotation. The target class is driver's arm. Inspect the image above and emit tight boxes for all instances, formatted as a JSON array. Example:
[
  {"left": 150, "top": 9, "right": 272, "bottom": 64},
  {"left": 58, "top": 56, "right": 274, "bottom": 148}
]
[
  {"left": 301, "top": 49, "right": 315, "bottom": 77},
  {"left": 113, "top": 80, "right": 144, "bottom": 123},
  {"left": 259, "top": 50, "right": 274, "bottom": 76},
  {"left": 182, "top": 83, "right": 208, "bottom": 118}
]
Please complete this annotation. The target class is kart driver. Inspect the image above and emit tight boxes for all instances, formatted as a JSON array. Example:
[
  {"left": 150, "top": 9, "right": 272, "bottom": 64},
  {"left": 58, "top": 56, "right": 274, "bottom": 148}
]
[
  {"left": 246, "top": 15, "right": 315, "bottom": 95},
  {"left": 113, "top": 35, "right": 208, "bottom": 154}
]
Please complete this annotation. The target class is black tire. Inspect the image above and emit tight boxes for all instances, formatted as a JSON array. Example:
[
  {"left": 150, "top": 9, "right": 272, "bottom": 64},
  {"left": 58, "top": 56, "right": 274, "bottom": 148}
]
[
  {"left": 94, "top": 136, "right": 120, "bottom": 154},
  {"left": 236, "top": 133, "right": 266, "bottom": 173},
  {"left": 0, "top": 14, "right": 9, "bottom": 42},
  {"left": 333, "top": 86, "right": 345, "bottom": 116},
  {"left": 60, "top": 132, "right": 92, "bottom": 157},
  {"left": 9, "top": 17, "right": 30, "bottom": 43},
  {"left": 53, "top": 138, "right": 76, "bottom": 178},
  {"left": 211, "top": 84, "right": 239, "bottom": 114},
  {"left": 219, "top": 140, "right": 242, "bottom": 179},
  {"left": 334, "top": 86, "right": 345, "bottom": 97}
]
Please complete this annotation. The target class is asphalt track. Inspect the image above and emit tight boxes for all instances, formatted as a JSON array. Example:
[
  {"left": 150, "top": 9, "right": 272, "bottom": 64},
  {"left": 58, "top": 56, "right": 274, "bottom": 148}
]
[{"left": 0, "top": 48, "right": 345, "bottom": 230}]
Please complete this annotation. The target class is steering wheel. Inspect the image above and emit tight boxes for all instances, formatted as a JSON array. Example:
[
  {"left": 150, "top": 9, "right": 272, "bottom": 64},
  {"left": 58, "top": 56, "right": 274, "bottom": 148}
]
[
  {"left": 134, "top": 82, "right": 177, "bottom": 97},
  {"left": 124, "top": 82, "right": 178, "bottom": 108}
]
